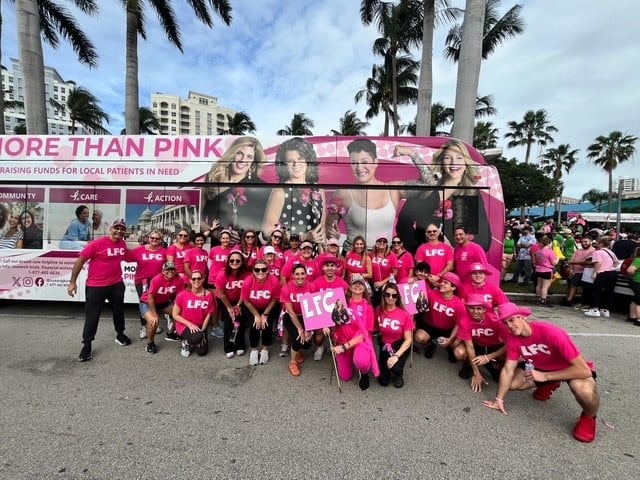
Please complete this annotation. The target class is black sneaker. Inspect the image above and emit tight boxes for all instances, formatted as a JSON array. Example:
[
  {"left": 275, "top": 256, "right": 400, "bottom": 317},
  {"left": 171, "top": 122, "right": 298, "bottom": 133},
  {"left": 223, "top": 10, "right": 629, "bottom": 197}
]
[
  {"left": 392, "top": 375, "right": 404, "bottom": 388},
  {"left": 115, "top": 333, "right": 132, "bottom": 346},
  {"left": 78, "top": 343, "right": 92, "bottom": 362},
  {"left": 165, "top": 332, "right": 181, "bottom": 342},
  {"left": 458, "top": 363, "right": 472, "bottom": 379},
  {"left": 145, "top": 342, "right": 157, "bottom": 354},
  {"left": 559, "top": 298, "right": 572, "bottom": 307},
  {"left": 424, "top": 341, "right": 436, "bottom": 359},
  {"left": 358, "top": 371, "right": 370, "bottom": 391},
  {"left": 486, "top": 363, "right": 501, "bottom": 383}
]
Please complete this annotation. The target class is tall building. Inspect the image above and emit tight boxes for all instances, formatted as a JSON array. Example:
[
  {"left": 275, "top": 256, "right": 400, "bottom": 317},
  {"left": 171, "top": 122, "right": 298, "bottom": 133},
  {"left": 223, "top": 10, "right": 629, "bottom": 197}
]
[
  {"left": 150, "top": 91, "right": 236, "bottom": 135},
  {"left": 617, "top": 177, "right": 640, "bottom": 193},
  {"left": 2, "top": 58, "right": 96, "bottom": 134}
]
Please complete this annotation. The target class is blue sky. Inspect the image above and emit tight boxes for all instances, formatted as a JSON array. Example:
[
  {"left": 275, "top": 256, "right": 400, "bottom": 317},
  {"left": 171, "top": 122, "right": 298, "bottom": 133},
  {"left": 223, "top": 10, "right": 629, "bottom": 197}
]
[{"left": 2, "top": 0, "right": 639, "bottom": 199}]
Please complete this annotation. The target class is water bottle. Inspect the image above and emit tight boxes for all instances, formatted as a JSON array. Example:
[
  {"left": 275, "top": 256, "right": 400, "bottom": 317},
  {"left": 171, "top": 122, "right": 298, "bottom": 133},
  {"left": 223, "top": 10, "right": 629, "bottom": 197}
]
[
  {"left": 436, "top": 336, "right": 446, "bottom": 345},
  {"left": 524, "top": 359, "right": 535, "bottom": 383},
  {"left": 277, "top": 311, "right": 284, "bottom": 338},
  {"left": 389, "top": 274, "right": 396, "bottom": 284},
  {"left": 230, "top": 321, "right": 239, "bottom": 344}
]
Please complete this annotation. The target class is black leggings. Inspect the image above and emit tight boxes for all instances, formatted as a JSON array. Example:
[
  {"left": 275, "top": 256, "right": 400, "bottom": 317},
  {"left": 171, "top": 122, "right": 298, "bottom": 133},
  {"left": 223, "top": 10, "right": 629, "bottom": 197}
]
[
  {"left": 219, "top": 299, "right": 246, "bottom": 353},
  {"left": 591, "top": 270, "right": 618, "bottom": 310},
  {"left": 378, "top": 338, "right": 409, "bottom": 386},
  {"left": 246, "top": 306, "right": 280, "bottom": 348},
  {"left": 181, "top": 329, "right": 208, "bottom": 356},
  {"left": 82, "top": 282, "right": 125, "bottom": 344},
  {"left": 283, "top": 313, "right": 312, "bottom": 352}
]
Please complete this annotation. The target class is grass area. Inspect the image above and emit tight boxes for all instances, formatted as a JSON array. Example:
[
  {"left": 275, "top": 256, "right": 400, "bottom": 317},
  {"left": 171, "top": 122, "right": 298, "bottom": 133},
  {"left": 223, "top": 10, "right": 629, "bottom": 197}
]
[{"left": 501, "top": 279, "right": 568, "bottom": 296}]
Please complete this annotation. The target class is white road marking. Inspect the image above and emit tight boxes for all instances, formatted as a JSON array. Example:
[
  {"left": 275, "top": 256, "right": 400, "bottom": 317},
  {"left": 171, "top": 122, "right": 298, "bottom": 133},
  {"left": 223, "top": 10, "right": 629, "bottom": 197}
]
[{"left": 569, "top": 333, "right": 640, "bottom": 338}]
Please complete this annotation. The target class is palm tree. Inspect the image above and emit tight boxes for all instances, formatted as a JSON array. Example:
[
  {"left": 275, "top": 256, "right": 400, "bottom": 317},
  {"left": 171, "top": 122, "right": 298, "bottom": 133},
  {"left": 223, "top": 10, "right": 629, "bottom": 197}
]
[
  {"left": 473, "top": 121, "right": 499, "bottom": 149},
  {"left": 540, "top": 144, "right": 579, "bottom": 223},
  {"left": 449, "top": 0, "right": 485, "bottom": 143},
  {"left": 11, "top": 0, "right": 98, "bottom": 134},
  {"left": 504, "top": 109, "right": 558, "bottom": 163},
  {"left": 361, "top": 0, "right": 422, "bottom": 135},
  {"left": 124, "top": 0, "right": 232, "bottom": 134},
  {"left": 443, "top": 0, "right": 524, "bottom": 61},
  {"left": 120, "top": 107, "right": 160, "bottom": 134},
  {"left": 331, "top": 110, "right": 369, "bottom": 136},
  {"left": 51, "top": 86, "right": 110, "bottom": 133},
  {"left": 415, "top": 0, "right": 462, "bottom": 136},
  {"left": 581, "top": 188, "right": 609, "bottom": 210},
  {"left": 277, "top": 113, "right": 314, "bottom": 136},
  {"left": 225, "top": 111, "right": 256, "bottom": 135},
  {"left": 587, "top": 131, "right": 638, "bottom": 213},
  {"left": 355, "top": 55, "right": 419, "bottom": 136}
]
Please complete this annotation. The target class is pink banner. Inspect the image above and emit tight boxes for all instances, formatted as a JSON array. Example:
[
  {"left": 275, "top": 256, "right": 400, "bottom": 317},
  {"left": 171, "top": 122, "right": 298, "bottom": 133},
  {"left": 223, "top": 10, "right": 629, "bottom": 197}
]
[
  {"left": 0, "top": 187, "right": 45, "bottom": 202},
  {"left": 398, "top": 280, "right": 429, "bottom": 315},
  {"left": 49, "top": 188, "right": 121, "bottom": 204},
  {"left": 125, "top": 189, "right": 200, "bottom": 205},
  {"left": 300, "top": 287, "right": 347, "bottom": 331}
]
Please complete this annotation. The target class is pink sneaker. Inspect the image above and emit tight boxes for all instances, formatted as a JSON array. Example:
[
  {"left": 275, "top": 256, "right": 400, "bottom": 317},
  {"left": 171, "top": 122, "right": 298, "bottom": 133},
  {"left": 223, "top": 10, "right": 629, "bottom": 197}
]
[
  {"left": 533, "top": 381, "right": 561, "bottom": 401},
  {"left": 573, "top": 413, "right": 597, "bottom": 442}
]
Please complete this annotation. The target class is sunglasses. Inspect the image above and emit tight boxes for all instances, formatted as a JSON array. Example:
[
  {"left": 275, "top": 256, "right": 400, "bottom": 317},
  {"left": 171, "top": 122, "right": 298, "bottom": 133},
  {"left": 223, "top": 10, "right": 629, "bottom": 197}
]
[
  {"left": 427, "top": 230, "right": 438, "bottom": 234},
  {"left": 272, "top": 235, "right": 283, "bottom": 240},
  {"left": 245, "top": 234, "right": 255, "bottom": 239},
  {"left": 290, "top": 238, "right": 300, "bottom": 242},
  {"left": 391, "top": 240, "right": 402, "bottom": 245},
  {"left": 384, "top": 292, "right": 399, "bottom": 299},
  {"left": 178, "top": 234, "right": 188, "bottom": 237},
  {"left": 229, "top": 259, "right": 242, "bottom": 264},
  {"left": 376, "top": 239, "right": 388, "bottom": 243},
  {"left": 253, "top": 267, "right": 268, "bottom": 273},
  {"left": 149, "top": 236, "right": 161, "bottom": 240},
  {"left": 191, "top": 277, "right": 203, "bottom": 281}
]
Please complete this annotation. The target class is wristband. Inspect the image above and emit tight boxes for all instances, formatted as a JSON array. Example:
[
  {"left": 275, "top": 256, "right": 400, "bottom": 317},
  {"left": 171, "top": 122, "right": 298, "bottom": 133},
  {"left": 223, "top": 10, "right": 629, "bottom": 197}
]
[
  {"left": 495, "top": 397, "right": 504, "bottom": 403},
  {"left": 342, "top": 344, "right": 348, "bottom": 351}
]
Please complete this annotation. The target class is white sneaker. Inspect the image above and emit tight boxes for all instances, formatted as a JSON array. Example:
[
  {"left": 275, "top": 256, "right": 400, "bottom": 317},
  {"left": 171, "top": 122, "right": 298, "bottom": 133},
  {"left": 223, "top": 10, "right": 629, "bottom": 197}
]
[
  {"left": 166, "top": 315, "right": 174, "bottom": 331},
  {"left": 584, "top": 308, "right": 601, "bottom": 317},
  {"left": 225, "top": 352, "right": 235, "bottom": 359},
  {"left": 279, "top": 343, "right": 289, "bottom": 357},
  {"left": 599, "top": 309, "right": 610, "bottom": 318},
  {"left": 313, "top": 346, "right": 324, "bottom": 361},
  {"left": 259, "top": 350, "right": 269, "bottom": 365},
  {"left": 139, "top": 326, "right": 147, "bottom": 339},
  {"left": 249, "top": 350, "right": 259, "bottom": 366},
  {"left": 236, "top": 349, "right": 245, "bottom": 356},
  {"left": 180, "top": 340, "right": 191, "bottom": 358}
]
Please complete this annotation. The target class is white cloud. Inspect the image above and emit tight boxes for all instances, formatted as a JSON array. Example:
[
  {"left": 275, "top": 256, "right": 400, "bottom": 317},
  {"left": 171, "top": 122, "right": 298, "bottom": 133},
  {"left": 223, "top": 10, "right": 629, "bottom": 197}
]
[{"left": 2, "top": 0, "right": 638, "bottom": 198}]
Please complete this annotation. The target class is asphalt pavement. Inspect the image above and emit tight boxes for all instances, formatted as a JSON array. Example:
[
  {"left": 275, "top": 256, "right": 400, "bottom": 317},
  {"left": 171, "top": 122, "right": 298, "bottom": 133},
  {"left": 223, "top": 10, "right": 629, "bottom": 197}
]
[{"left": 0, "top": 298, "right": 638, "bottom": 479}]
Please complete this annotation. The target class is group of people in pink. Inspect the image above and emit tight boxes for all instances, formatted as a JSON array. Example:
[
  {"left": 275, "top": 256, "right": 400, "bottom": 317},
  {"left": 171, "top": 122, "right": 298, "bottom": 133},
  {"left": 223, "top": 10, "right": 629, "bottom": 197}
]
[{"left": 68, "top": 218, "right": 600, "bottom": 443}]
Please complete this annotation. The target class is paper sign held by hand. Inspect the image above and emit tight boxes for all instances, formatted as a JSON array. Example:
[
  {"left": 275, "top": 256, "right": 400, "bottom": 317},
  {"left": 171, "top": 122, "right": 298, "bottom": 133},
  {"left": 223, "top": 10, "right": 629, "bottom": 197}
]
[
  {"left": 301, "top": 288, "right": 347, "bottom": 331},
  {"left": 398, "top": 280, "right": 429, "bottom": 315}
]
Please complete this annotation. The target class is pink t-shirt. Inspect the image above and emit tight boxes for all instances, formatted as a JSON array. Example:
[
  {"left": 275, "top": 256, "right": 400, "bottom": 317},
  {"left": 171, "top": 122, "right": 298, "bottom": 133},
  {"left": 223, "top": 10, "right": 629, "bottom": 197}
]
[
  {"left": 284, "top": 248, "right": 300, "bottom": 262},
  {"left": 80, "top": 236, "right": 127, "bottom": 287},
  {"left": 215, "top": 270, "right": 246, "bottom": 303},
  {"left": 280, "top": 281, "right": 313, "bottom": 316},
  {"left": 348, "top": 298, "right": 375, "bottom": 334},
  {"left": 591, "top": 248, "right": 618, "bottom": 273},
  {"left": 454, "top": 241, "right": 488, "bottom": 279},
  {"left": 140, "top": 272, "right": 185, "bottom": 305},
  {"left": 425, "top": 289, "right": 467, "bottom": 331},
  {"left": 395, "top": 251, "right": 414, "bottom": 283},
  {"left": 506, "top": 321, "right": 581, "bottom": 371},
  {"left": 460, "top": 281, "right": 509, "bottom": 308},
  {"left": 259, "top": 245, "right": 285, "bottom": 266},
  {"left": 457, "top": 310, "right": 508, "bottom": 347},
  {"left": 344, "top": 251, "right": 368, "bottom": 278},
  {"left": 184, "top": 247, "right": 209, "bottom": 278},
  {"left": 570, "top": 247, "right": 594, "bottom": 274},
  {"left": 312, "top": 276, "right": 349, "bottom": 293},
  {"left": 376, "top": 307, "right": 414, "bottom": 345},
  {"left": 208, "top": 245, "right": 231, "bottom": 283},
  {"left": 370, "top": 252, "right": 399, "bottom": 282},
  {"left": 241, "top": 274, "right": 282, "bottom": 310},
  {"left": 128, "top": 245, "right": 166, "bottom": 285},
  {"left": 281, "top": 256, "right": 318, "bottom": 282},
  {"left": 166, "top": 243, "right": 193, "bottom": 274},
  {"left": 174, "top": 290, "right": 215, "bottom": 335},
  {"left": 415, "top": 242, "right": 454, "bottom": 276},
  {"left": 534, "top": 247, "right": 558, "bottom": 273},
  {"left": 242, "top": 247, "right": 259, "bottom": 269}
]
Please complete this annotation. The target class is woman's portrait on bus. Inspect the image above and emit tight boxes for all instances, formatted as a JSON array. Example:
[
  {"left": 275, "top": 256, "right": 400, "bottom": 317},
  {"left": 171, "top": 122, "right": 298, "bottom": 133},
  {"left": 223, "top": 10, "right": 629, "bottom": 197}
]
[
  {"left": 327, "top": 139, "right": 401, "bottom": 250},
  {"left": 395, "top": 139, "right": 491, "bottom": 253},
  {"left": 90, "top": 209, "right": 110, "bottom": 240},
  {"left": 0, "top": 202, "right": 8, "bottom": 233},
  {"left": 200, "top": 136, "right": 270, "bottom": 237},
  {"left": 59, "top": 205, "right": 91, "bottom": 250},
  {"left": 0, "top": 209, "right": 24, "bottom": 249},
  {"left": 20, "top": 210, "right": 43, "bottom": 249},
  {"left": 262, "top": 137, "right": 326, "bottom": 244}
]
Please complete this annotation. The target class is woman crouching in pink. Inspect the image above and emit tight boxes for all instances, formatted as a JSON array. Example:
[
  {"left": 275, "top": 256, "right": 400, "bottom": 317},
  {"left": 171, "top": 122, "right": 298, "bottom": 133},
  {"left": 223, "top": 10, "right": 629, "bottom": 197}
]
[
  {"left": 326, "top": 274, "right": 379, "bottom": 390},
  {"left": 375, "top": 282, "right": 414, "bottom": 388}
]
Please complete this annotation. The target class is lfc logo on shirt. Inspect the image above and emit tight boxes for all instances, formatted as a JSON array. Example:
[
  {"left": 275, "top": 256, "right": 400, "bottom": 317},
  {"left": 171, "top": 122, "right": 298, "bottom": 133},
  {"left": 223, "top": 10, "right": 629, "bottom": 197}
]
[{"left": 520, "top": 344, "right": 551, "bottom": 356}]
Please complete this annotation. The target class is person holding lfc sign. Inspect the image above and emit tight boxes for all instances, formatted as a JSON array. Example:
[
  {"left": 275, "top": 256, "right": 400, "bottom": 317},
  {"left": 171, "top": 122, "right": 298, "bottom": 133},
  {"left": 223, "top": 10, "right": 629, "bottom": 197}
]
[
  {"left": 326, "top": 274, "right": 379, "bottom": 390},
  {"left": 280, "top": 265, "right": 315, "bottom": 377}
]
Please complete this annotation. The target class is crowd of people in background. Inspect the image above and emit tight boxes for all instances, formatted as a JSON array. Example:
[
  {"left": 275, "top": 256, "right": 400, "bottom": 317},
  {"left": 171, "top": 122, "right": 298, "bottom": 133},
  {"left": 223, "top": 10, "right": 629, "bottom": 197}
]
[{"left": 62, "top": 209, "right": 637, "bottom": 445}]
